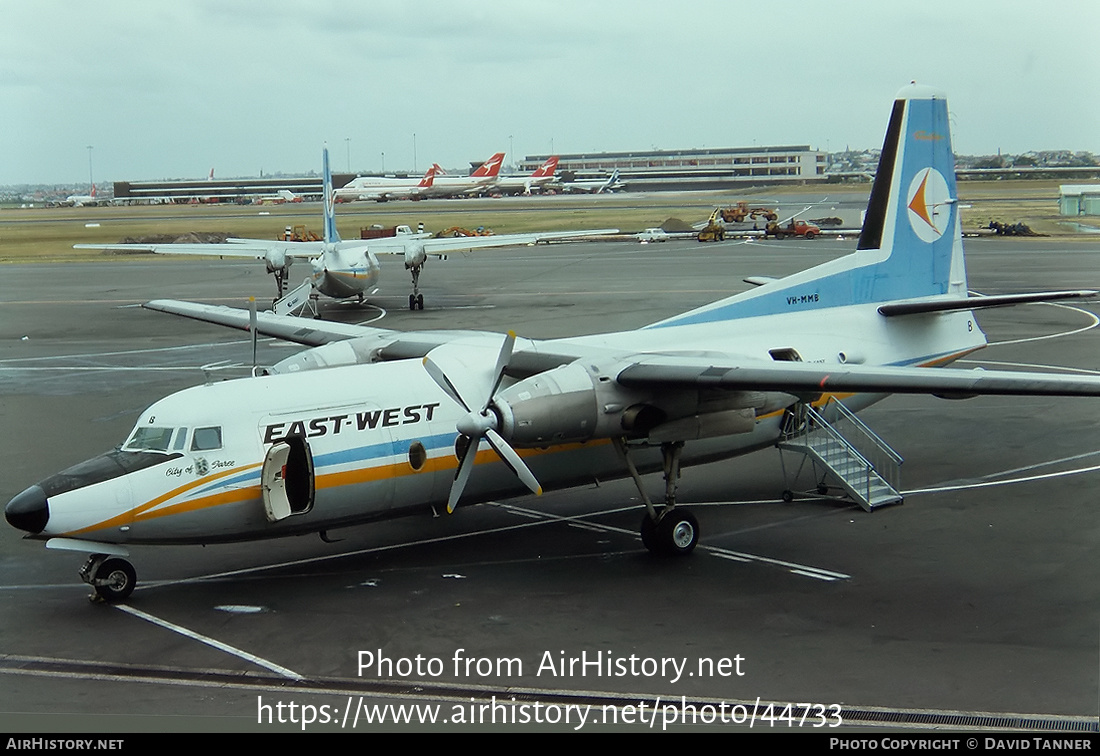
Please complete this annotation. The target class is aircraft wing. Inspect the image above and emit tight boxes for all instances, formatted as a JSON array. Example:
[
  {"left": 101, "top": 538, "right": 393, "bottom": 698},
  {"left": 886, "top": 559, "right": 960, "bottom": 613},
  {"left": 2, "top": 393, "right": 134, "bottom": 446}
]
[
  {"left": 142, "top": 299, "right": 380, "bottom": 346},
  {"left": 616, "top": 356, "right": 1100, "bottom": 398},
  {"left": 75, "top": 240, "right": 324, "bottom": 260},
  {"left": 368, "top": 229, "right": 619, "bottom": 257}
]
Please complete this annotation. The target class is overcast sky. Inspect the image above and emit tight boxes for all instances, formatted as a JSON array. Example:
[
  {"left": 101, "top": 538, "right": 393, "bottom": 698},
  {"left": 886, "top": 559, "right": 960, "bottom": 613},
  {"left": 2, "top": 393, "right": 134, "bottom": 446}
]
[{"left": 2, "top": 0, "right": 1097, "bottom": 185}]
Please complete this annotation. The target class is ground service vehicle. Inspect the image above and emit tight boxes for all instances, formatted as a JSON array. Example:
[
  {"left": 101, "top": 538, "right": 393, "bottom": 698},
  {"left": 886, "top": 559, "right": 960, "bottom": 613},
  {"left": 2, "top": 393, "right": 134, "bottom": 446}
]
[
  {"left": 765, "top": 220, "right": 821, "bottom": 239},
  {"left": 697, "top": 210, "right": 726, "bottom": 242},
  {"left": 721, "top": 202, "right": 778, "bottom": 223},
  {"left": 638, "top": 228, "right": 670, "bottom": 242}
]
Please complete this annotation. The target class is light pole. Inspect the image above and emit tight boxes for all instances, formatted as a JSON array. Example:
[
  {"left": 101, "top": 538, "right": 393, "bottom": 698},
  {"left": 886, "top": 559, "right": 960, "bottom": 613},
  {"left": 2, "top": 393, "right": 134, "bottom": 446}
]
[
  {"left": 86, "top": 145, "right": 94, "bottom": 188},
  {"left": 412, "top": 133, "right": 417, "bottom": 172},
  {"left": 345, "top": 138, "right": 351, "bottom": 172}
]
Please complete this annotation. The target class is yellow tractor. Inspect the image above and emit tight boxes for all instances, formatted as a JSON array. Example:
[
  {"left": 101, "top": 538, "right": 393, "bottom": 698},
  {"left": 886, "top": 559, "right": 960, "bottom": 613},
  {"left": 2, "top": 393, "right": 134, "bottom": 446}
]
[{"left": 696, "top": 209, "right": 726, "bottom": 242}]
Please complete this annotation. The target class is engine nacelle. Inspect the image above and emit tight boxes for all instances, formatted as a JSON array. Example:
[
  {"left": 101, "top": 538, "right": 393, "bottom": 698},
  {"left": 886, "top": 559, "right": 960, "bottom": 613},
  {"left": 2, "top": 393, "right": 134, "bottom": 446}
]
[
  {"left": 404, "top": 243, "right": 427, "bottom": 269},
  {"left": 264, "top": 248, "right": 290, "bottom": 274},
  {"left": 490, "top": 359, "right": 771, "bottom": 448},
  {"left": 493, "top": 362, "right": 632, "bottom": 447}
]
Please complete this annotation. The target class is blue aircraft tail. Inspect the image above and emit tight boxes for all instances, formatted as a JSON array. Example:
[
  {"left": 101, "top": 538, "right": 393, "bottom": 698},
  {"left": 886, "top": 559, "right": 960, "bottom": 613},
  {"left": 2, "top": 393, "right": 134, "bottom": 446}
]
[
  {"left": 322, "top": 145, "right": 340, "bottom": 244},
  {"left": 649, "top": 84, "right": 966, "bottom": 328}
]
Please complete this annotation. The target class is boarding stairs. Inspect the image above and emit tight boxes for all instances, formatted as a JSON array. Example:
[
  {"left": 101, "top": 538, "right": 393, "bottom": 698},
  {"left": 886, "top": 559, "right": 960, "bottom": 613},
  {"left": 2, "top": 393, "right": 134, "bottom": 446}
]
[{"left": 777, "top": 398, "right": 903, "bottom": 512}]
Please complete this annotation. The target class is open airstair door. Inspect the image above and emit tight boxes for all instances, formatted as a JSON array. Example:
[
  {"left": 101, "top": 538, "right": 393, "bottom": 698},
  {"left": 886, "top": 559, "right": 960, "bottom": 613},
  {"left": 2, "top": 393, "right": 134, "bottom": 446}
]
[{"left": 261, "top": 436, "right": 315, "bottom": 522}]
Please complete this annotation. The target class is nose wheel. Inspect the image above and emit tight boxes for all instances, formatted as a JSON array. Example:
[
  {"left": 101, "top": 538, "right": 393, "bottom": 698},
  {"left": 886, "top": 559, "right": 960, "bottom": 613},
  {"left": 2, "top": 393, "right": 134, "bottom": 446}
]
[
  {"left": 409, "top": 293, "right": 424, "bottom": 311},
  {"left": 79, "top": 555, "right": 137, "bottom": 603}
]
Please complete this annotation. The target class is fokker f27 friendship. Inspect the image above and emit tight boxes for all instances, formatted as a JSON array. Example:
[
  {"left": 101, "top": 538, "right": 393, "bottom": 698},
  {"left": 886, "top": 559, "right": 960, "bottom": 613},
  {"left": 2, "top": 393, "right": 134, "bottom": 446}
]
[
  {"left": 10, "top": 84, "right": 1100, "bottom": 602},
  {"left": 77, "top": 149, "right": 614, "bottom": 311}
]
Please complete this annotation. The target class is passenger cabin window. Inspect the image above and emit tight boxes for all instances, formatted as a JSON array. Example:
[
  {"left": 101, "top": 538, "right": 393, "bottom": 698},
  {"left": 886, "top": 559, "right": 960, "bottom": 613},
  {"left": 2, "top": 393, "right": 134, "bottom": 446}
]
[
  {"left": 124, "top": 427, "right": 175, "bottom": 453},
  {"left": 191, "top": 426, "right": 223, "bottom": 452}
]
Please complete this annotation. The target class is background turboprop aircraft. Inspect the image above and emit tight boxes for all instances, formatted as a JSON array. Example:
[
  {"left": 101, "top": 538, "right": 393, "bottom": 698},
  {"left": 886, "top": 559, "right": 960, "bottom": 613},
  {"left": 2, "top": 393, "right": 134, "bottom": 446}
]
[
  {"left": 13, "top": 85, "right": 1100, "bottom": 603},
  {"left": 76, "top": 147, "right": 616, "bottom": 311}
]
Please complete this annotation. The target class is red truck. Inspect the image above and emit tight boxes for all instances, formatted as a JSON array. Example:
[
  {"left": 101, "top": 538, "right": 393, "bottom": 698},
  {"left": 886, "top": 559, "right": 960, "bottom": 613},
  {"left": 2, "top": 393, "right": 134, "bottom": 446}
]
[{"left": 764, "top": 220, "right": 821, "bottom": 240}]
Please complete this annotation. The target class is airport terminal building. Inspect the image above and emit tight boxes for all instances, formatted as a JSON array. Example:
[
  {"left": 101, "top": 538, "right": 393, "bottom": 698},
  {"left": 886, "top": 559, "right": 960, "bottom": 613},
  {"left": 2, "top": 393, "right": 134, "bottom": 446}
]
[
  {"left": 111, "top": 174, "right": 354, "bottom": 204},
  {"left": 521, "top": 145, "right": 828, "bottom": 190}
]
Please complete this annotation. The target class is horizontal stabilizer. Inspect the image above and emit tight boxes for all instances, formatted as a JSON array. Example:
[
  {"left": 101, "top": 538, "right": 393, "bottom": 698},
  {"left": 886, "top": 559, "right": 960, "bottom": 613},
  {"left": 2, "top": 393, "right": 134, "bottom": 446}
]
[
  {"left": 743, "top": 276, "right": 777, "bottom": 287},
  {"left": 879, "top": 290, "right": 1097, "bottom": 316}
]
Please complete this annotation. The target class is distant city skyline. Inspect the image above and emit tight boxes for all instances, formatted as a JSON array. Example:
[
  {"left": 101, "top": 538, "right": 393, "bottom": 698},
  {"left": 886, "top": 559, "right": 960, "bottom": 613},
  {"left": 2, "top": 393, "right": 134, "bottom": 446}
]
[{"left": 3, "top": 0, "right": 1097, "bottom": 185}]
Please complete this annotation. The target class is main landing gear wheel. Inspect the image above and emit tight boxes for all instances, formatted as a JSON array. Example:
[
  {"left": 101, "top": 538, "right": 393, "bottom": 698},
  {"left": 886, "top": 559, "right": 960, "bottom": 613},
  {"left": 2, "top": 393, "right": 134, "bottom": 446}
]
[
  {"left": 91, "top": 557, "right": 136, "bottom": 602},
  {"left": 640, "top": 510, "right": 699, "bottom": 557}
]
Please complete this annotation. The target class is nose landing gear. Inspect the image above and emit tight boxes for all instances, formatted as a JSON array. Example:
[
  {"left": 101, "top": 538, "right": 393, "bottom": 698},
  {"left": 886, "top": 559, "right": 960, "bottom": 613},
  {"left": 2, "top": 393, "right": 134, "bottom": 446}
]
[
  {"left": 79, "top": 554, "right": 137, "bottom": 603},
  {"left": 408, "top": 265, "right": 425, "bottom": 310}
]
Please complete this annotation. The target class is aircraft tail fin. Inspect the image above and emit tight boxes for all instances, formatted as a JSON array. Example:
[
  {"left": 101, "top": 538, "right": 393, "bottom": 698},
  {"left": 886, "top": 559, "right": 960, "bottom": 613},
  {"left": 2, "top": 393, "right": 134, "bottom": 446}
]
[
  {"left": 419, "top": 166, "right": 437, "bottom": 188},
  {"left": 322, "top": 145, "right": 340, "bottom": 244},
  {"left": 852, "top": 82, "right": 964, "bottom": 301},
  {"left": 472, "top": 152, "right": 506, "bottom": 178},
  {"left": 533, "top": 156, "right": 559, "bottom": 178},
  {"left": 647, "top": 84, "right": 967, "bottom": 328},
  {"left": 596, "top": 170, "right": 619, "bottom": 194}
]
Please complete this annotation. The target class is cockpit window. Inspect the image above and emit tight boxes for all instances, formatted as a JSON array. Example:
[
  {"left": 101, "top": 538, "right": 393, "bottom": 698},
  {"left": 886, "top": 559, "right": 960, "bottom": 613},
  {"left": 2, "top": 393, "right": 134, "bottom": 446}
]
[
  {"left": 172, "top": 428, "right": 189, "bottom": 451},
  {"left": 124, "top": 427, "right": 175, "bottom": 452},
  {"left": 191, "top": 426, "right": 223, "bottom": 451}
]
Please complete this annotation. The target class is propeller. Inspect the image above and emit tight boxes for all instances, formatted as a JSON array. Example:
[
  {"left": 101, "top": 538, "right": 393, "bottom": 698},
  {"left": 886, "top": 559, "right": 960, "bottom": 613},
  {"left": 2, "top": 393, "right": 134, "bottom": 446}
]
[{"left": 423, "top": 331, "right": 542, "bottom": 513}]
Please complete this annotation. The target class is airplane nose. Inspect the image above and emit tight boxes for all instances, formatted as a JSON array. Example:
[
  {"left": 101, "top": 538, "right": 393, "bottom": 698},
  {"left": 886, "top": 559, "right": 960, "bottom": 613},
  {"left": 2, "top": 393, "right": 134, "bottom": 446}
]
[{"left": 6, "top": 485, "right": 49, "bottom": 534}]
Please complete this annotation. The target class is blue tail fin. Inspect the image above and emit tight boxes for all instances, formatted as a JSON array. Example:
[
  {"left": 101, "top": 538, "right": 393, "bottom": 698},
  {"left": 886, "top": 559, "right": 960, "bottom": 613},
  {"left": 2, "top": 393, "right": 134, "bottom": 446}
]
[
  {"left": 648, "top": 84, "right": 966, "bottom": 329},
  {"left": 322, "top": 145, "right": 340, "bottom": 244},
  {"left": 854, "top": 83, "right": 964, "bottom": 301}
]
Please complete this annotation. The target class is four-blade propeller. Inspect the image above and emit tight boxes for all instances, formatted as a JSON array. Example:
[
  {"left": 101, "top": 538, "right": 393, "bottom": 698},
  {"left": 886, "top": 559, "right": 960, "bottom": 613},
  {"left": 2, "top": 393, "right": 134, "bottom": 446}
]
[{"left": 422, "top": 331, "right": 542, "bottom": 513}]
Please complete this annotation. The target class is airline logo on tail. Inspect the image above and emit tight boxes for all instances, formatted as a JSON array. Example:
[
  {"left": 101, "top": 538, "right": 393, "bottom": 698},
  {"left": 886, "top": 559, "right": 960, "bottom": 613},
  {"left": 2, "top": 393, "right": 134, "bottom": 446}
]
[
  {"left": 906, "top": 167, "right": 951, "bottom": 242},
  {"left": 419, "top": 166, "right": 437, "bottom": 188},
  {"left": 532, "top": 156, "right": 559, "bottom": 178},
  {"left": 472, "top": 153, "right": 506, "bottom": 178}
]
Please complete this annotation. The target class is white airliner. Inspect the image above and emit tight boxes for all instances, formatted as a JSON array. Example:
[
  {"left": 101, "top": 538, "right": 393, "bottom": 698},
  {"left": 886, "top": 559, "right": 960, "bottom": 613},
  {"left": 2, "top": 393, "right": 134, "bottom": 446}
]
[
  {"left": 332, "top": 165, "right": 437, "bottom": 202},
  {"left": 491, "top": 156, "right": 560, "bottom": 195},
  {"left": 64, "top": 185, "right": 99, "bottom": 206},
  {"left": 558, "top": 169, "right": 623, "bottom": 194},
  {"left": 425, "top": 152, "right": 506, "bottom": 197},
  {"left": 75, "top": 148, "right": 615, "bottom": 310},
  {"left": 10, "top": 85, "right": 1100, "bottom": 603}
]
